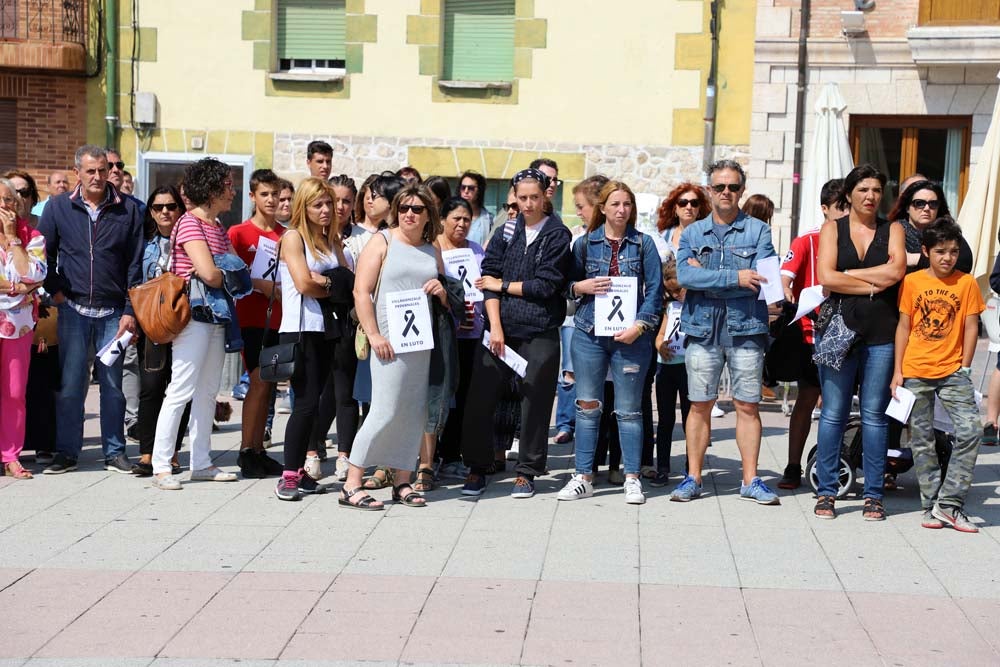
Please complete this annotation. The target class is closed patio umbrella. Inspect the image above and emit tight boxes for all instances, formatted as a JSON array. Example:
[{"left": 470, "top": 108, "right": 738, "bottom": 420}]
[
  {"left": 958, "top": 71, "right": 1000, "bottom": 288},
  {"left": 798, "top": 82, "right": 854, "bottom": 234}
]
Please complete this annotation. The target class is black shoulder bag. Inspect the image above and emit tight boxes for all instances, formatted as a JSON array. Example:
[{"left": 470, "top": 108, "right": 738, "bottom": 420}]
[{"left": 258, "top": 233, "right": 305, "bottom": 382}]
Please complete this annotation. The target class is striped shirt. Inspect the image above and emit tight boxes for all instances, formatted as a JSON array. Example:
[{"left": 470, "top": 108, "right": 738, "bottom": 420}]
[{"left": 171, "top": 212, "right": 230, "bottom": 280}]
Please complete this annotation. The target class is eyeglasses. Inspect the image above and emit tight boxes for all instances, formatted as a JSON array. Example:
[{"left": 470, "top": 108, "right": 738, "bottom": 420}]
[
  {"left": 910, "top": 199, "right": 940, "bottom": 210},
  {"left": 677, "top": 198, "right": 700, "bottom": 208},
  {"left": 14, "top": 187, "right": 30, "bottom": 198},
  {"left": 710, "top": 183, "right": 742, "bottom": 193},
  {"left": 151, "top": 203, "right": 179, "bottom": 213},
  {"left": 459, "top": 184, "right": 478, "bottom": 192},
  {"left": 398, "top": 204, "right": 427, "bottom": 214},
  {"left": 502, "top": 203, "right": 519, "bottom": 212},
  {"left": 109, "top": 161, "right": 125, "bottom": 170}
]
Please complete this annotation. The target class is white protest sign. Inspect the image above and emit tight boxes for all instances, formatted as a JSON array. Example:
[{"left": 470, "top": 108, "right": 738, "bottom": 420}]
[
  {"left": 98, "top": 331, "right": 133, "bottom": 367},
  {"left": 249, "top": 236, "right": 279, "bottom": 281},
  {"left": 664, "top": 301, "right": 685, "bottom": 358},
  {"left": 442, "top": 248, "right": 483, "bottom": 302},
  {"left": 386, "top": 289, "right": 434, "bottom": 353},
  {"left": 482, "top": 329, "right": 528, "bottom": 378},
  {"left": 594, "top": 276, "right": 638, "bottom": 336},
  {"left": 755, "top": 255, "right": 785, "bottom": 305}
]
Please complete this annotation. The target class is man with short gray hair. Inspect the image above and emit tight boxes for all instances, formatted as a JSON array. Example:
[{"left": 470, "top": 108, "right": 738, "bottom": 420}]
[{"left": 31, "top": 171, "right": 70, "bottom": 216}]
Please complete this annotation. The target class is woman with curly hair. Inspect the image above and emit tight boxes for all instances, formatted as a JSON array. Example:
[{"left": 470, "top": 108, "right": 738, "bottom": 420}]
[{"left": 656, "top": 183, "right": 711, "bottom": 258}]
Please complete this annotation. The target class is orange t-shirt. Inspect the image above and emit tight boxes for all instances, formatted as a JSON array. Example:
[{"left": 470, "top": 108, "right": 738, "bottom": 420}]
[{"left": 898, "top": 269, "right": 985, "bottom": 379}]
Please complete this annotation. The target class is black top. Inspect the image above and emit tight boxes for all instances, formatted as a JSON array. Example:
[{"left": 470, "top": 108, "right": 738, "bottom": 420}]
[
  {"left": 832, "top": 216, "right": 899, "bottom": 346},
  {"left": 898, "top": 218, "right": 974, "bottom": 274}
]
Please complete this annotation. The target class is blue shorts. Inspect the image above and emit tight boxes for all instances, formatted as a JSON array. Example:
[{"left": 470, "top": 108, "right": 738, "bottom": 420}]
[{"left": 685, "top": 341, "right": 765, "bottom": 403}]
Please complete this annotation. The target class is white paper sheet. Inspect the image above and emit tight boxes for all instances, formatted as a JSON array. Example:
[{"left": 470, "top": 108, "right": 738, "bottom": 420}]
[
  {"left": 885, "top": 385, "right": 916, "bottom": 424},
  {"left": 755, "top": 255, "right": 784, "bottom": 305},
  {"left": 249, "top": 236, "right": 279, "bottom": 281},
  {"left": 482, "top": 329, "right": 528, "bottom": 378},
  {"left": 97, "top": 330, "right": 133, "bottom": 367},
  {"left": 442, "top": 247, "right": 483, "bottom": 302},
  {"left": 594, "top": 276, "right": 638, "bottom": 336},
  {"left": 663, "top": 301, "right": 685, "bottom": 359},
  {"left": 792, "top": 284, "right": 828, "bottom": 323},
  {"left": 386, "top": 289, "right": 434, "bottom": 353}
]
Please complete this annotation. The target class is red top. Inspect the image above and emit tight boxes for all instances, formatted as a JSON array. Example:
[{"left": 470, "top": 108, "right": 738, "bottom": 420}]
[
  {"left": 228, "top": 219, "right": 283, "bottom": 330},
  {"left": 780, "top": 228, "right": 820, "bottom": 344}
]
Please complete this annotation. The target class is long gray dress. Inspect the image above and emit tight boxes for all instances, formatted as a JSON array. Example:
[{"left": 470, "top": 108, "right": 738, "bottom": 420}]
[{"left": 349, "top": 233, "right": 437, "bottom": 471}]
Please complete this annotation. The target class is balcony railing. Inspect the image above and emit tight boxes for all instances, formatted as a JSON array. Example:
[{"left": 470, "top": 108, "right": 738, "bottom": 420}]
[{"left": 0, "top": 0, "right": 87, "bottom": 45}]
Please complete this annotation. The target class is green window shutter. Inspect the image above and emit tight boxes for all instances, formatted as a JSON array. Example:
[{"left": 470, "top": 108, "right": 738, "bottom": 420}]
[
  {"left": 277, "top": 0, "right": 346, "bottom": 61},
  {"left": 443, "top": 0, "right": 515, "bottom": 81}
]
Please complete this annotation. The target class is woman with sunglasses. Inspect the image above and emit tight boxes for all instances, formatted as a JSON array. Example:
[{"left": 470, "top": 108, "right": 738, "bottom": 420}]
[
  {"left": 3, "top": 170, "right": 41, "bottom": 227},
  {"left": 656, "top": 183, "right": 711, "bottom": 259},
  {"left": 888, "top": 180, "right": 969, "bottom": 273},
  {"left": 459, "top": 171, "right": 493, "bottom": 247},
  {"left": 132, "top": 186, "right": 189, "bottom": 477}
]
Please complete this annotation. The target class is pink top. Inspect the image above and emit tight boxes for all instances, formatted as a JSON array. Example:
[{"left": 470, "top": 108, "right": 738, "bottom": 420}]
[
  {"left": 171, "top": 212, "right": 231, "bottom": 281},
  {"left": 0, "top": 218, "right": 47, "bottom": 338}
]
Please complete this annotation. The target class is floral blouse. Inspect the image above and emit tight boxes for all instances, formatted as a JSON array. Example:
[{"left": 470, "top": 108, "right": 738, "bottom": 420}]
[{"left": 0, "top": 220, "right": 47, "bottom": 339}]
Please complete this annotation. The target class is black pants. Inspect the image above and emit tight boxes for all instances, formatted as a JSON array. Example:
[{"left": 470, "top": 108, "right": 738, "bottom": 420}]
[
  {"left": 640, "top": 347, "right": 656, "bottom": 465},
  {"left": 653, "top": 362, "right": 690, "bottom": 472},
  {"left": 283, "top": 332, "right": 331, "bottom": 472},
  {"left": 461, "top": 329, "right": 560, "bottom": 477},
  {"left": 137, "top": 337, "right": 189, "bottom": 456},
  {"left": 438, "top": 337, "right": 477, "bottom": 464},
  {"left": 594, "top": 382, "right": 621, "bottom": 470},
  {"left": 25, "top": 344, "right": 59, "bottom": 454},
  {"left": 310, "top": 334, "right": 360, "bottom": 454}
]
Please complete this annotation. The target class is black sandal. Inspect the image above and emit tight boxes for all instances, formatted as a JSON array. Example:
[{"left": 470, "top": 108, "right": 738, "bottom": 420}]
[
  {"left": 863, "top": 498, "right": 886, "bottom": 521},
  {"left": 338, "top": 486, "right": 384, "bottom": 511},
  {"left": 392, "top": 483, "right": 427, "bottom": 508},
  {"left": 413, "top": 467, "right": 435, "bottom": 492},
  {"left": 814, "top": 495, "right": 836, "bottom": 519}
]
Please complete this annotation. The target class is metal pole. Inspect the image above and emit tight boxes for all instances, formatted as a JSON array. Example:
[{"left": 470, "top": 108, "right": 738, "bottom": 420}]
[
  {"left": 701, "top": 0, "right": 720, "bottom": 184},
  {"left": 104, "top": 0, "right": 117, "bottom": 149},
  {"left": 789, "top": 0, "right": 810, "bottom": 238}
]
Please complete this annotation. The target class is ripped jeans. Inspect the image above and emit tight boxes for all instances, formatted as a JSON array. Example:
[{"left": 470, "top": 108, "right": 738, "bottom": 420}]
[{"left": 570, "top": 327, "right": 652, "bottom": 476}]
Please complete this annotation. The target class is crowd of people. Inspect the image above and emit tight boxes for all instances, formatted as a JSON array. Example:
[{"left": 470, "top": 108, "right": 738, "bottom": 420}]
[{"left": 0, "top": 141, "right": 991, "bottom": 532}]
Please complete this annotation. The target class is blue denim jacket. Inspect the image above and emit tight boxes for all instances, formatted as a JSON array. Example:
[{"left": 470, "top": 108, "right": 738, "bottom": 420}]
[
  {"left": 676, "top": 211, "right": 775, "bottom": 339},
  {"left": 189, "top": 253, "right": 253, "bottom": 352},
  {"left": 568, "top": 225, "right": 663, "bottom": 334}
]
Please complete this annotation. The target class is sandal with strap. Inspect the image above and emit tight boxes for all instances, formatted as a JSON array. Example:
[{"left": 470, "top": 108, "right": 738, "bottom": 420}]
[
  {"left": 413, "top": 467, "right": 435, "bottom": 493},
  {"left": 863, "top": 498, "right": 886, "bottom": 521},
  {"left": 4, "top": 461, "right": 33, "bottom": 479},
  {"left": 814, "top": 495, "right": 836, "bottom": 519},
  {"left": 392, "top": 483, "right": 427, "bottom": 508},
  {"left": 362, "top": 466, "right": 394, "bottom": 490},
  {"left": 338, "top": 486, "right": 384, "bottom": 511}
]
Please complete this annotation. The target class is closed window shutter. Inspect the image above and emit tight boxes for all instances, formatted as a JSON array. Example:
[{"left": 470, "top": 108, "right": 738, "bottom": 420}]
[
  {"left": 277, "top": 0, "right": 346, "bottom": 61},
  {"left": 0, "top": 100, "right": 15, "bottom": 170},
  {"left": 443, "top": 0, "right": 515, "bottom": 82}
]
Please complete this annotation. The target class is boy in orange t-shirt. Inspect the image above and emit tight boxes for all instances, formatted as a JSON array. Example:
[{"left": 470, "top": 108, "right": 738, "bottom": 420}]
[{"left": 891, "top": 218, "right": 984, "bottom": 533}]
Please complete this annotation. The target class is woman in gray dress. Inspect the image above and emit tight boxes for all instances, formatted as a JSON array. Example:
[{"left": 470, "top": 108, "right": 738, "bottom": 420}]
[{"left": 342, "top": 185, "right": 447, "bottom": 510}]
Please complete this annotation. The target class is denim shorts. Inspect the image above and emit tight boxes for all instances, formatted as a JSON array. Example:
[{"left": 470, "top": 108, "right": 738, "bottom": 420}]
[{"left": 686, "top": 340, "right": 764, "bottom": 403}]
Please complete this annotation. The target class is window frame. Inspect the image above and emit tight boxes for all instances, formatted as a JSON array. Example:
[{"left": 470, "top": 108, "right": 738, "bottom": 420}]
[
  {"left": 272, "top": 0, "right": 348, "bottom": 75},
  {"left": 440, "top": 0, "right": 517, "bottom": 85}
]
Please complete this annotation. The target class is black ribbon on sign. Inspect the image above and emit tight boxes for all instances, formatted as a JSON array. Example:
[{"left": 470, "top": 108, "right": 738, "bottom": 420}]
[
  {"left": 263, "top": 256, "right": 278, "bottom": 280},
  {"left": 458, "top": 265, "right": 472, "bottom": 288},
  {"left": 607, "top": 295, "right": 624, "bottom": 322},
  {"left": 402, "top": 309, "right": 419, "bottom": 337}
]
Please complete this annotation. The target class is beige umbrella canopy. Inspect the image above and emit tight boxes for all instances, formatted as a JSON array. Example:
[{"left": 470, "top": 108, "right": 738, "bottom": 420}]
[
  {"left": 798, "top": 83, "right": 855, "bottom": 234},
  {"left": 958, "top": 71, "right": 1000, "bottom": 291}
]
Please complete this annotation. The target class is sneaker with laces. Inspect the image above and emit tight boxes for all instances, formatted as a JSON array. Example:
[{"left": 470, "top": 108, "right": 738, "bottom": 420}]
[
  {"left": 42, "top": 453, "right": 77, "bottom": 475},
  {"left": 711, "top": 405, "right": 725, "bottom": 418},
  {"left": 275, "top": 474, "right": 301, "bottom": 501},
  {"left": 335, "top": 455, "right": 350, "bottom": 482},
  {"left": 777, "top": 464, "right": 802, "bottom": 490},
  {"left": 238, "top": 447, "right": 265, "bottom": 479},
  {"left": 303, "top": 454, "right": 322, "bottom": 480},
  {"left": 931, "top": 504, "right": 979, "bottom": 533},
  {"left": 510, "top": 476, "right": 535, "bottom": 498},
  {"left": 740, "top": 477, "right": 780, "bottom": 505},
  {"left": 461, "top": 473, "right": 487, "bottom": 496},
  {"left": 257, "top": 450, "right": 284, "bottom": 477},
  {"left": 557, "top": 474, "right": 594, "bottom": 501},
  {"left": 105, "top": 453, "right": 133, "bottom": 474},
  {"left": 669, "top": 475, "right": 703, "bottom": 502},
  {"left": 624, "top": 477, "right": 645, "bottom": 504},
  {"left": 298, "top": 472, "right": 328, "bottom": 495},
  {"left": 921, "top": 509, "right": 944, "bottom": 529},
  {"left": 34, "top": 451, "right": 54, "bottom": 465}
]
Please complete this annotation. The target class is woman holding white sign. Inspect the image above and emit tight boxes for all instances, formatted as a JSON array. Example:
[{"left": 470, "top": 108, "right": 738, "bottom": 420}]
[
  {"left": 557, "top": 181, "right": 663, "bottom": 505},
  {"left": 343, "top": 185, "right": 447, "bottom": 510}
]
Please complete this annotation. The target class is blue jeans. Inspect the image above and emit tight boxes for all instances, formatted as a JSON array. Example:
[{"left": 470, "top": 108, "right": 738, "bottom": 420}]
[
  {"left": 571, "top": 328, "right": 652, "bottom": 475},
  {"left": 55, "top": 305, "right": 126, "bottom": 460},
  {"left": 815, "top": 340, "right": 893, "bottom": 499},
  {"left": 555, "top": 325, "right": 576, "bottom": 434}
]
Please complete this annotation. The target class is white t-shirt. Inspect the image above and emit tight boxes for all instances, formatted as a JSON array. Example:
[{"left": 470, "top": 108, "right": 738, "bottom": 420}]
[
  {"left": 524, "top": 217, "right": 548, "bottom": 247},
  {"left": 278, "top": 239, "right": 342, "bottom": 333}
]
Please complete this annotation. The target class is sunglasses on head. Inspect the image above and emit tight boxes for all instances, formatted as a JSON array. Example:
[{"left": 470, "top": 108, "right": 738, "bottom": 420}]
[
  {"left": 398, "top": 204, "right": 427, "bottom": 214},
  {"left": 151, "top": 203, "right": 179, "bottom": 212},
  {"left": 910, "top": 199, "right": 940, "bottom": 210},
  {"left": 676, "top": 198, "right": 700, "bottom": 208},
  {"left": 109, "top": 161, "right": 125, "bottom": 170},
  {"left": 710, "top": 183, "right": 741, "bottom": 193},
  {"left": 14, "top": 187, "right": 31, "bottom": 198}
]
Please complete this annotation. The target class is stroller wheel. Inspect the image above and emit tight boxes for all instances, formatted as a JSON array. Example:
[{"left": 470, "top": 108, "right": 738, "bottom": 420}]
[{"left": 807, "top": 450, "right": 856, "bottom": 499}]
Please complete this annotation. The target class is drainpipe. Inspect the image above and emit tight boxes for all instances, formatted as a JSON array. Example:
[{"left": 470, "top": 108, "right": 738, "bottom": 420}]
[
  {"left": 701, "top": 0, "right": 720, "bottom": 184},
  {"left": 104, "top": 0, "right": 118, "bottom": 148},
  {"left": 789, "top": 0, "right": 810, "bottom": 238}
]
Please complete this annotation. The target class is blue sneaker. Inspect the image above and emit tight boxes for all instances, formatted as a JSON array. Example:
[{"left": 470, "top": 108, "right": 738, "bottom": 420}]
[
  {"left": 510, "top": 476, "right": 535, "bottom": 499},
  {"left": 461, "top": 473, "right": 487, "bottom": 497},
  {"left": 669, "top": 475, "right": 703, "bottom": 502},
  {"left": 740, "top": 477, "right": 780, "bottom": 505}
]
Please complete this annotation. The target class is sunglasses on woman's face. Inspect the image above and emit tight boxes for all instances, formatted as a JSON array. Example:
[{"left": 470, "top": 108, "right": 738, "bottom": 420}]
[
  {"left": 502, "top": 203, "right": 519, "bottom": 212},
  {"left": 15, "top": 187, "right": 31, "bottom": 198},
  {"left": 398, "top": 204, "right": 426, "bottom": 214},
  {"left": 910, "top": 199, "right": 940, "bottom": 210},
  {"left": 676, "top": 198, "right": 699, "bottom": 208},
  {"left": 151, "top": 203, "right": 179, "bottom": 212}
]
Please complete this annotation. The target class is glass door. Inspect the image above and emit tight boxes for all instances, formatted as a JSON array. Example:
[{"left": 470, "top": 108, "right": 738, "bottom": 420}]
[{"left": 137, "top": 152, "right": 254, "bottom": 229}]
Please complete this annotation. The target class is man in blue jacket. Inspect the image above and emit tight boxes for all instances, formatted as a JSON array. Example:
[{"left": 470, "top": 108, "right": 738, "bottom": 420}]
[
  {"left": 38, "top": 145, "right": 144, "bottom": 475},
  {"left": 671, "top": 159, "right": 781, "bottom": 506}
]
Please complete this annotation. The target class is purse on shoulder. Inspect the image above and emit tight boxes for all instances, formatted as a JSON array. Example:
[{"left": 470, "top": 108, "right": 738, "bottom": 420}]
[
  {"left": 258, "top": 233, "right": 301, "bottom": 383},
  {"left": 129, "top": 228, "right": 191, "bottom": 344}
]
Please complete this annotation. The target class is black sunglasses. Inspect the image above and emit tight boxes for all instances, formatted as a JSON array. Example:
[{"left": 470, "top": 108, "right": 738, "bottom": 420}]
[
  {"left": 109, "top": 161, "right": 125, "bottom": 170},
  {"left": 398, "top": 204, "right": 427, "bottom": 214},
  {"left": 710, "top": 183, "right": 741, "bottom": 193},
  {"left": 677, "top": 198, "right": 700, "bottom": 208},
  {"left": 502, "top": 202, "right": 519, "bottom": 212},
  {"left": 151, "top": 202, "right": 179, "bottom": 213},
  {"left": 14, "top": 187, "right": 31, "bottom": 198},
  {"left": 910, "top": 199, "right": 940, "bottom": 210}
]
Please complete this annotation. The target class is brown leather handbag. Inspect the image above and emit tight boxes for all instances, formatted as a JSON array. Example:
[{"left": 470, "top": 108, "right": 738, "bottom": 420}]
[{"left": 129, "top": 228, "right": 191, "bottom": 344}]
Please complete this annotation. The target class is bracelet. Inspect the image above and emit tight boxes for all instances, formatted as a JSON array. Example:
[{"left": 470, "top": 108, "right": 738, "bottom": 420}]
[
  {"left": 7, "top": 238, "right": 21, "bottom": 247},
  {"left": 324, "top": 277, "right": 333, "bottom": 293}
]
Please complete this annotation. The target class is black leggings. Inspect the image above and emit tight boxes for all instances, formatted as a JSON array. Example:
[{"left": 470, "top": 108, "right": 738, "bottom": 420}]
[
  {"left": 310, "top": 334, "right": 360, "bottom": 454},
  {"left": 653, "top": 362, "right": 690, "bottom": 472},
  {"left": 438, "top": 337, "right": 477, "bottom": 464},
  {"left": 593, "top": 382, "right": 621, "bottom": 470},
  {"left": 25, "top": 345, "right": 59, "bottom": 454},
  {"left": 137, "top": 337, "right": 189, "bottom": 456},
  {"left": 283, "top": 332, "right": 331, "bottom": 472}
]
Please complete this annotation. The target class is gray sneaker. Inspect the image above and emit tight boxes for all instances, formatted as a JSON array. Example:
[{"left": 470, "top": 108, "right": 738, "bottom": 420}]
[
  {"left": 670, "top": 475, "right": 703, "bottom": 502},
  {"left": 921, "top": 509, "right": 944, "bottom": 529},
  {"left": 931, "top": 505, "right": 979, "bottom": 533},
  {"left": 105, "top": 453, "right": 133, "bottom": 474}
]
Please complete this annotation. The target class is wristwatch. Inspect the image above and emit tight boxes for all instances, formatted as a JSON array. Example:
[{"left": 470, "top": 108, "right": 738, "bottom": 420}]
[{"left": 501, "top": 280, "right": 510, "bottom": 294}]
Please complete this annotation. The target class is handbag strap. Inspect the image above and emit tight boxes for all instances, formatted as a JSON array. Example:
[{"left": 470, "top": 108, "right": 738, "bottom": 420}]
[
  {"left": 263, "top": 231, "right": 306, "bottom": 341},
  {"left": 372, "top": 229, "right": 391, "bottom": 304}
]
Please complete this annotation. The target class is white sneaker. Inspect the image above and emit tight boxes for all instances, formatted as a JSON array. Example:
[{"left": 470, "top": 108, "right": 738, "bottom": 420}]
[
  {"left": 557, "top": 474, "right": 594, "bottom": 501},
  {"left": 711, "top": 405, "right": 725, "bottom": 418},
  {"left": 811, "top": 407, "right": 821, "bottom": 421},
  {"left": 304, "top": 455, "right": 323, "bottom": 480},
  {"left": 334, "top": 455, "right": 349, "bottom": 482},
  {"left": 189, "top": 467, "right": 237, "bottom": 482},
  {"left": 506, "top": 438, "right": 520, "bottom": 461},
  {"left": 624, "top": 477, "right": 646, "bottom": 504}
]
